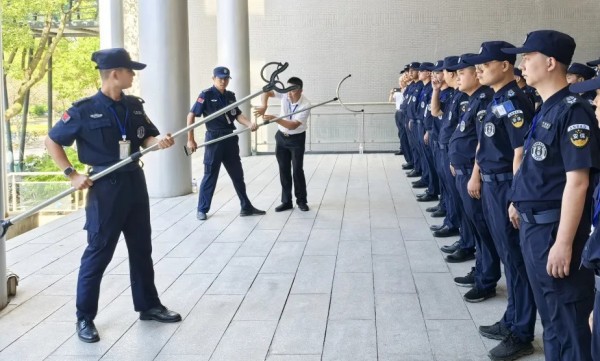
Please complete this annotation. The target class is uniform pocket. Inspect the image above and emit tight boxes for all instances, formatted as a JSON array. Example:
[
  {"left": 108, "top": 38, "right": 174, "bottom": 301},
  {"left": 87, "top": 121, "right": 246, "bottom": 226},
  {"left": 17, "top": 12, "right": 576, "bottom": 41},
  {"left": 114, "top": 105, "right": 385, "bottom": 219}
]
[{"left": 88, "top": 117, "right": 112, "bottom": 130}]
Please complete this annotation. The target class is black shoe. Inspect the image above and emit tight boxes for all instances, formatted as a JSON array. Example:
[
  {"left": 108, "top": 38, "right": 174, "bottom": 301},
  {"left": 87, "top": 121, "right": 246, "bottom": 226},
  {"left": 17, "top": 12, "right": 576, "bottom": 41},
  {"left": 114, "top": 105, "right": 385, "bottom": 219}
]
[
  {"left": 402, "top": 163, "right": 414, "bottom": 170},
  {"left": 426, "top": 205, "right": 440, "bottom": 213},
  {"left": 488, "top": 333, "right": 534, "bottom": 361},
  {"left": 416, "top": 193, "right": 438, "bottom": 201},
  {"left": 463, "top": 287, "right": 496, "bottom": 303},
  {"left": 479, "top": 321, "right": 511, "bottom": 340},
  {"left": 406, "top": 170, "right": 421, "bottom": 178},
  {"left": 197, "top": 211, "right": 207, "bottom": 220},
  {"left": 76, "top": 318, "right": 100, "bottom": 343},
  {"left": 240, "top": 206, "right": 266, "bottom": 217},
  {"left": 394, "top": 150, "right": 403, "bottom": 155},
  {"left": 430, "top": 224, "right": 444, "bottom": 231},
  {"left": 430, "top": 209, "right": 446, "bottom": 217},
  {"left": 433, "top": 225, "right": 460, "bottom": 238},
  {"left": 445, "top": 248, "right": 475, "bottom": 263},
  {"left": 297, "top": 203, "right": 309, "bottom": 212},
  {"left": 275, "top": 203, "right": 293, "bottom": 212},
  {"left": 140, "top": 305, "right": 182, "bottom": 323},
  {"left": 454, "top": 267, "right": 475, "bottom": 287},
  {"left": 412, "top": 181, "right": 428, "bottom": 189},
  {"left": 416, "top": 192, "right": 430, "bottom": 198},
  {"left": 441, "top": 240, "right": 460, "bottom": 254}
]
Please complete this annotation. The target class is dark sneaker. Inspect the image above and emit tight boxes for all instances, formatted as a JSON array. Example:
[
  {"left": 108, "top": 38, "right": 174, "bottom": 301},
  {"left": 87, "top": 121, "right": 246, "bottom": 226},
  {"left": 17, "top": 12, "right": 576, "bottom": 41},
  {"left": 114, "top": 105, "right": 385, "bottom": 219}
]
[
  {"left": 479, "top": 321, "right": 511, "bottom": 340},
  {"left": 297, "top": 203, "right": 309, "bottom": 212},
  {"left": 488, "top": 333, "right": 534, "bottom": 361},
  {"left": 275, "top": 203, "right": 293, "bottom": 212},
  {"left": 454, "top": 267, "right": 475, "bottom": 287},
  {"left": 197, "top": 211, "right": 207, "bottom": 220},
  {"left": 463, "top": 287, "right": 496, "bottom": 303},
  {"left": 240, "top": 207, "right": 266, "bottom": 217}
]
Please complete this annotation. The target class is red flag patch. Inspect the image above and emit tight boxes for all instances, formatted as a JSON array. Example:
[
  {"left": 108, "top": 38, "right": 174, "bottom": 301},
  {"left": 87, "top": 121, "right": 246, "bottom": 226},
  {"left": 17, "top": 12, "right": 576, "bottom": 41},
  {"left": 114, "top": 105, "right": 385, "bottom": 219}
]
[
  {"left": 61, "top": 112, "right": 71, "bottom": 123},
  {"left": 197, "top": 97, "right": 204, "bottom": 104}
]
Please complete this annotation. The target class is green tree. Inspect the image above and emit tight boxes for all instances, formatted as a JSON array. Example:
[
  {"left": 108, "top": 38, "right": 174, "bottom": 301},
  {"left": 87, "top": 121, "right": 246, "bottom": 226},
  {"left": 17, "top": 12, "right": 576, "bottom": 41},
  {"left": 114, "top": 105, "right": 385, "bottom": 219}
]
[{"left": 2, "top": 0, "right": 98, "bottom": 120}]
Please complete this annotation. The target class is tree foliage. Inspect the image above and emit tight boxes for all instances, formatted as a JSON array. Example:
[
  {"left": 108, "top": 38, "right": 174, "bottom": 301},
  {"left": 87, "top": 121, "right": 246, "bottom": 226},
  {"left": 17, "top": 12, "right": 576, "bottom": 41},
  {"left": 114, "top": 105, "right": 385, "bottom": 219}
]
[{"left": 2, "top": 0, "right": 99, "bottom": 120}]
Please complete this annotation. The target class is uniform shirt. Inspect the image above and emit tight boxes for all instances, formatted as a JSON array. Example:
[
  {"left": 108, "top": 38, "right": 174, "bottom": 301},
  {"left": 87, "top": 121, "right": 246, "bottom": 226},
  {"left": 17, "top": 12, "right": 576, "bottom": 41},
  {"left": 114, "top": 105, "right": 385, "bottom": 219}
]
[
  {"left": 511, "top": 87, "right": 600, "bottom": 206},
  {"left": 190, "top": 86, "right": 242, "bottom": 131},
  {"left": 477, "top": 81, "right": 534, "bottom": 174},
  {"left": 448, "top": 86, "right": 494, "bottom": 167},
  {"left": 405, "top": 81, "right": 425, "bottom": 120},
  {"left": 428, "top": 87, "right": 454, "bottom": 141},
  {"left": 48, "top": 90, "right": 159, "bottom": 166},
  {"left": 438, "top": 91, "right": 469, "bottom": 146},
  {"left": 274, "top": 92, "right": 311, "bottom": 135},
  {"left": 415, "top": 82, "right": 433, "bottom": 122},
  {"left": 393, "top": 91, "right": 404, "bottom": 110},
  {"left": 522, "top": 85, "right": 541, "bottom": 109}
]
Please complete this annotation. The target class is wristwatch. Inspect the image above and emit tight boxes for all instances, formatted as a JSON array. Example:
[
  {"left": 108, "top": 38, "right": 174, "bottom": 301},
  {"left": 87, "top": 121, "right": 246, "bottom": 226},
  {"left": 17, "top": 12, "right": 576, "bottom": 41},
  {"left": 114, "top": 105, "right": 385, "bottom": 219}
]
[{"left": 63, "top": 166, "right": 75, "bottom": 177}]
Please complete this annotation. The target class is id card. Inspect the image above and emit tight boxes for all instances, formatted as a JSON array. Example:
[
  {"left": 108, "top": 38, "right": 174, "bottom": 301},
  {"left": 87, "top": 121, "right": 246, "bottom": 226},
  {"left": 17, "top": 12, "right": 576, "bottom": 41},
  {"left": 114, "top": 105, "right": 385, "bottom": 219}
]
[{"left": 119, "top": 140, "right": 131, "bottom": 159}]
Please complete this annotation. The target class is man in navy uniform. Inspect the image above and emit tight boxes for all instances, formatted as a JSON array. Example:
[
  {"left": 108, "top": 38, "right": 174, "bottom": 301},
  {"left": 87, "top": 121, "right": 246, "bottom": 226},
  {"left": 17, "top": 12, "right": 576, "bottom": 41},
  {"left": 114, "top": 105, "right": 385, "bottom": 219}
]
[
  {"left": 466, "top": 41, "right": 537, "bottom": 360},
  {"left": 45, "top": 48, "right": 182, "bottom": 343},
  {"left": 186, "top": 67, "right": 266, "bottom": 220},
  {"left": 504, "top": 30, "right": 599, "bottom": 361},
  {"left": 569, "top": 75, "right": 600, "bottom": 361},
  {"left": 405, "top": 62, "right": 425, "bottom": 178},
  {"left": 566, "top": 63, "right": 597, "bottom": 106}
]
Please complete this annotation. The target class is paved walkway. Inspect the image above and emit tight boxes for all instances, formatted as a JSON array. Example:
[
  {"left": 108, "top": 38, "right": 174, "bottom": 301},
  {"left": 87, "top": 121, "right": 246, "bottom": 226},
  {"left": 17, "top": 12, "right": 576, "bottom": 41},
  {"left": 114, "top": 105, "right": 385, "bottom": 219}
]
[{"left": 0, "top": 153, "right": 545, "bottom": 361}]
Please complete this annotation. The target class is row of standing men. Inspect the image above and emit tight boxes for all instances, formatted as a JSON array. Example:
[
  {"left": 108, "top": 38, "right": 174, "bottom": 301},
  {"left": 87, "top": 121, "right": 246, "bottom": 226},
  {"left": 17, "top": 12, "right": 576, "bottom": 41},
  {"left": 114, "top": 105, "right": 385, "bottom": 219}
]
[{"left": 390, "top": 30, "right": 600, "bottom": 361}]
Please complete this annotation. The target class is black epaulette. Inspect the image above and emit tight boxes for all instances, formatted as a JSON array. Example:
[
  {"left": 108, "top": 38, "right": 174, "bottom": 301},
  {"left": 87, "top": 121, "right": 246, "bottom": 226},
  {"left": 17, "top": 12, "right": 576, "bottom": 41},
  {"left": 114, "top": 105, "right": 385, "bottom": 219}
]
[
  {"left": 72, "top": 96, "right": 94, "bottom": 107},
  {"left": 126, "top": 95, "right": 145, "bottom": 104}
]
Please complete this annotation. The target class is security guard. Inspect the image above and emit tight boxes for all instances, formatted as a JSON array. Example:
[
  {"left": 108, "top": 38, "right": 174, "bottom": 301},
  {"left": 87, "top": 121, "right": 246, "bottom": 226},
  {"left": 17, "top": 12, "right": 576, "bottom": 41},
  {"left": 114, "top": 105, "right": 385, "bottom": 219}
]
[
  {"left": 399, "top": 64, "right": 417, "bottom": 170},
  {"left": 467, "top": 41, "right": 537, "bottom": 360},
  {"left": 447, "top": 54, "right": 500, "bottom": 287},
  {"left": 504, "top": 30, "right": 599, "bottom": 361},
  {"left": 405, "top": 62, "right": 424, "bottom": 178},
  {"left": 566, "top": 63, "right": 597, "bottom": 106},
  {"left": 569, "top": 76, "right": 600, "bottom": 361},
  {"left": 186, "top": 67, "right": 266, "bottom": 220},
  {"left": 390, "top": 65, "right": 409, "bottom": 156},
  {"left": 45, "top": 48, "right": 181, "bottom": 343}
]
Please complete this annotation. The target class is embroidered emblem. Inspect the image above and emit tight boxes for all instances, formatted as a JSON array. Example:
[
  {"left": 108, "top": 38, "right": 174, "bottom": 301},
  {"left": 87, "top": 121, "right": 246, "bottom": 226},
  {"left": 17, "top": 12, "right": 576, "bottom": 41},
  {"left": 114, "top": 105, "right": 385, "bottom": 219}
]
[
  {"left": 477, "top": 110, "right": 486, "bottom": 122},
  {"left": 459, "top": 120, "right": 466, "bottom": 132},
  {"left": 484, "top": 122, "right": 495, "bottom": 137},
  {"left": 137, "top": 126, "right": 145, "bottom": 139},
  {"left": 567, "top": 123, "right": 590, "bottom": 148},
  {"left": 531, "top": 141, "right": 547, "bottom": 161},
  {"left": 507, "top": 89, "right": 515, "bottom": 97},
  {"left": 89, "top": 113, "right": 102, "bottom": 119},
  {"left": 197, "top": 97, "right": 204, "bottom": 103},
  {"left": 61, "top": 112, "right": 71, "bottom": 123},
  {"left": 509, "top": 110, "right": 524, "bottom": 128}
]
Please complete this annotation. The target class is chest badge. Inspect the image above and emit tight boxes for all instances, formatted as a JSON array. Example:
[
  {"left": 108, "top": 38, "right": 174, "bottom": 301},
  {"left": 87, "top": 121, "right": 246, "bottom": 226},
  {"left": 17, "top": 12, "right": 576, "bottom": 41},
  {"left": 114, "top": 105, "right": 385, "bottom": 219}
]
[
  {"left": 90, "top": 113, "right": 103, "bottom": 119},
  {"left": 459, "top": 120, "right": 466, "bottom": 132},
  {"left": 137, "top": 126, "right": 145, "bottom": 139},
  {"left": 484, "top": 122, "right": 495, "bottom": 137},
  {"left": 133, "top": 110, "right": 143, "bottom": 115},
  {"left": 530, "top": 141, "right": 547, "bottom": 161}
]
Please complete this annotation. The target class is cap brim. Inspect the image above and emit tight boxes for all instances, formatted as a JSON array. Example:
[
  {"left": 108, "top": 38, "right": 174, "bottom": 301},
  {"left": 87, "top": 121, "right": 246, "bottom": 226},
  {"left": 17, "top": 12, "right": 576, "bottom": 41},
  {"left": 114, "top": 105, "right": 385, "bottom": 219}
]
[
  {"left": 464, "top": 54, "right": 494, "bottom": 65},
  {"left": 215, "top": 75, "right": 232, "bottom": 79},
  {"left": 446, "top": 63, "right": 473, "bottom": 71},
  {"left": 432, "top": 66, "right": 445, "bottom": 72},
  {"left": 569, "top": 78, "right": 600, "bottom": 93},
  {"left": 130, "top": 61, "right": 146, "bottom": 70},
  {"left": 586, "top": 59, "right": 600, "bottom": 66}
]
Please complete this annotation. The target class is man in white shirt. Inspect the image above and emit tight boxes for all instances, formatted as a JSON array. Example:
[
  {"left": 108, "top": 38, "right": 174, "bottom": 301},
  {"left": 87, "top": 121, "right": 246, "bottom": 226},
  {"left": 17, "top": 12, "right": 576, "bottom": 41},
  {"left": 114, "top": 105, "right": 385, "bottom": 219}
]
[{"left": 256, "top": 77, "right": 311, "bottom": 211}]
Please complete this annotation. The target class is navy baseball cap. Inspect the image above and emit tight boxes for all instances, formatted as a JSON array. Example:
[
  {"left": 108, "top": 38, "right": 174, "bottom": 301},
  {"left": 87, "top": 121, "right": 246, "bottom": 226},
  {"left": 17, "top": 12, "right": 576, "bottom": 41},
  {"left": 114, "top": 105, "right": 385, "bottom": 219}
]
[
  {"left": 501, "top": 30, "right": 576, "bottom": 66},
  {"left": 417, "top": 62, "right": 436, "bottom": 71},
  {"left": 436, "top": 56, "right": 460, "bottom": 71},
  {"left": 569, "top": 77, "right": 600, "bottom": 93},
  {"left": 432, "top": 60, "right": 445, "bottom": 72},
  {"left": 465, "top": 41, "right": 517, "bottom": 65},
  {"left": 408, "top": 62, "right": 421, "bottom": 69},
  {"left": 213, "top": 66, "right": 232, "bottom": 79},
  {"left": 567, "top": 62, "right": 596, "bottom": 80},
  {"left": 447, "top": 53, "right": 477, "bottom": 71},
  {"left": 514, "top": 68, "right": 522, "bottom": 77},
  {"left": 91, "top": 48, "right": 146, "bottom": 70},
  {"left": 400, "top": 64, "right": 410, "bottom": 74},
  {"left": 586, "top": 57, "right": 600, "bottom": 67}
]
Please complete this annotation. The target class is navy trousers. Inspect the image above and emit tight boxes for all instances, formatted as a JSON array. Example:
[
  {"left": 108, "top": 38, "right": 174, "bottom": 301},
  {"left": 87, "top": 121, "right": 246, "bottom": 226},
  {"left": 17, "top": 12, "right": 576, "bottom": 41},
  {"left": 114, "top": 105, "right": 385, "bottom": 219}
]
[
  {"left": 482, "top": 179, "right": 536, "bottom": 342},
  {"left": 407, "top": 119, "right": 422, "bottom": 173},
  {"left": 519, "top": 217, "right": 595, "bottom": 361},
  {"left": 198, "top": 131, "right": 252, "bottom": 213},
  {"left": 77, "top": 168, "right": 161, "bottom": 320},
  {"left": 436, "top": 146, "right": 461, "bottom": 230},
  {"left": 396, "top": 111, "right": 413, "bottom": 165},
  {"left": 454, "top": 170, "right": 501, "bottom": 291}
]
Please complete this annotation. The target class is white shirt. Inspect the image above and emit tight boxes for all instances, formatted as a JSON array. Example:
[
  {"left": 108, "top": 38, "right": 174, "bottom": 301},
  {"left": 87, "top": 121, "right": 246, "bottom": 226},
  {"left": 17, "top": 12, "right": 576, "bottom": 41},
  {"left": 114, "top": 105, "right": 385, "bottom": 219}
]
[
  {"left": 274, "top": 92, "right": 311, "bottom": 135},
  {"left": 393, "top": 91, "right": 404, "bottom": 110}
]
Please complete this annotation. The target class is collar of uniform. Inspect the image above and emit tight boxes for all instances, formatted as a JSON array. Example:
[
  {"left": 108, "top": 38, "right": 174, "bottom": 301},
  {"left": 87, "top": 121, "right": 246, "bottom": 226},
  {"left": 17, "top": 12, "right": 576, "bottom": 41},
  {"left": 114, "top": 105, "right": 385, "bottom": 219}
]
[
  {"left": 210, "top": 85, "right": 227, "bottom": 97},
  {"left": 539, "top": 86, "right": 571, "bottom": 115},
  {"left": 493, "top": 80, "right": 519, "bottom": 101},
  {"left": 94, "top": 90, "right": 126, "bottom": 108}
]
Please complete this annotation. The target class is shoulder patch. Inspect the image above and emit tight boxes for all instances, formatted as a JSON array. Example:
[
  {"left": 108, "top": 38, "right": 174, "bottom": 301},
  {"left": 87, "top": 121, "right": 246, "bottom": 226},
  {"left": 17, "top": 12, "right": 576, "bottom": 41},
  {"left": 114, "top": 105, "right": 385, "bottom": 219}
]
[
  {"left": 567, "top": 123, "right": 590, "bottom": 148},
  {"left": 61, "top": 111, "right": 71, "bottom": 123},
  {"left": 508, "top": 110, "right": 524, "bottom": 128}
]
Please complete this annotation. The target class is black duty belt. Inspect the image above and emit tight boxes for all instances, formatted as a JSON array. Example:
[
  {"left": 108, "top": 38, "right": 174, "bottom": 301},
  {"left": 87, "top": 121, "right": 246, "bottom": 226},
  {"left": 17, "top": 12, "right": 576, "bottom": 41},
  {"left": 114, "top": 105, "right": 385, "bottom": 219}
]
[
  {"left": 519, "top": 209, "right": 561, "bottom": 225},
  {"left": 89, "top": 161, "right": 141, "bottom": 174},
  {"left": 279, "top": 130, "right": 305, "bottom": 138},
  {"left": 481, "top": 172, "right": 513, "bottom": 183}
]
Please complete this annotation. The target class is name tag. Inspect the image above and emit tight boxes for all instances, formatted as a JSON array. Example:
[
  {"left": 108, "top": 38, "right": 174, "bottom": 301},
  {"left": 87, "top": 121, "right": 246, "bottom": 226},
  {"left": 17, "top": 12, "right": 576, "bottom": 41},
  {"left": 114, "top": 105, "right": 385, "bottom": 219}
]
[{"left": 119, "top": 140, "right": 131, "bottom": 159}]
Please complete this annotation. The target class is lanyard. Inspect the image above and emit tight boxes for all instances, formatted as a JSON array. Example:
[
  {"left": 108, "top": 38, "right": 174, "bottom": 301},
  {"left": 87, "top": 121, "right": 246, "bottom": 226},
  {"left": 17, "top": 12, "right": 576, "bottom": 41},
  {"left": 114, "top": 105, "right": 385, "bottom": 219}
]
[
  {"left": 289, "top": 103, "right": 299, "bottom": 120},
  {"left": 524, "top": 112, "right": 541, "bottom": 153},
  {"left": 108, "top": 104, "right": 129, "bottom": 141}
]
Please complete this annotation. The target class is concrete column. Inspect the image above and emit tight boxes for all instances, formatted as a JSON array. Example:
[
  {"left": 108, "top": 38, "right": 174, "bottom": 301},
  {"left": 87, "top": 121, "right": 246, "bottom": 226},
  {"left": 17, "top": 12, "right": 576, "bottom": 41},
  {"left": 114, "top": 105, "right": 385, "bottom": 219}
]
[
  {"left": 138, "top": 0, "right": 191, "bottom": 196},
  {"left": 217, "top": 0, "right": 252, "bottom": 156},
  {"left": 98, "top": 0, "right": 124, "bottom": 49},
  {"left": 0, "top": 8, "right": 8, "bottom": 309}
]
